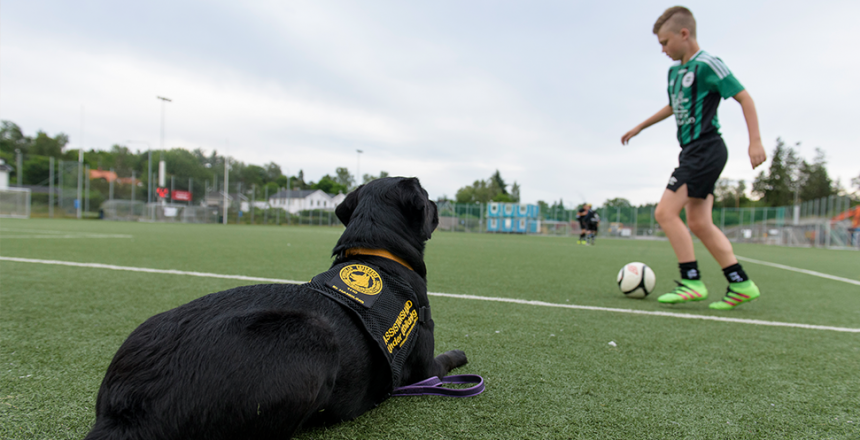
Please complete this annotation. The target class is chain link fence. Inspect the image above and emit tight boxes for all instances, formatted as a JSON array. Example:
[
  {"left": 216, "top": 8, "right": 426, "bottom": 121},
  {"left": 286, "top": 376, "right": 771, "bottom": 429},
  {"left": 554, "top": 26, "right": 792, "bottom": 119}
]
[{"left": 6, "top": 152, "right": 857, "bottom": 247}]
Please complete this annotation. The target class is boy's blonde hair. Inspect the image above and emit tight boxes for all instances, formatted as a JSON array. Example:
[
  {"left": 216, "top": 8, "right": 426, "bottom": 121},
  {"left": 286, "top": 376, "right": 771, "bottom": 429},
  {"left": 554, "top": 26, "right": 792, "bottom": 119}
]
[{"left": 653, "top": 6, "right": 696, "bottom": 38}]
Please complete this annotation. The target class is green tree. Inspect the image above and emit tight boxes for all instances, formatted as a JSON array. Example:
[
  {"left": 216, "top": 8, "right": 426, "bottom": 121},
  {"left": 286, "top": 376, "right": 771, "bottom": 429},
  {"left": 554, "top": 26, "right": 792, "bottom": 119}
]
[
  {"left": 312, "top": 175, "right": 348, "bottom": 194},
  {"left": 29, "top": 131, "right": 69, "bottom": 157},
  {"left": 797, "top": 148, "right": 835, "bottom": 201},
  {"left": 362, "top": 170, "right": 389, "bottom": 184},
  {"left": 714, "top": 179, "right": 750, "bottom": 208},
  {"left": 455, "top": 171, "right": 514, "bottom": 203},
  {"left": 752, "top": 138, "right": 801, "bottom": 206},
  {"left": 510, "top": 182, "right": 521, "bottom": 203},
  {"left": 264, "top": 162, "right": 282, "bottom": 182},
  {"left": 490, "top": 170, "right": 508, "bottom": 195},
  {"left": 601, "top": 197, "right": 631, "bottom": 209},
  {"left": 456, "top": 179, "right": 494, "bottom": 203},
  {"left": 0, "top": 121, "right": 30, "bottom": 154},
  {"left": 334, "top": 167, "right": 354, "bottom": 190}
]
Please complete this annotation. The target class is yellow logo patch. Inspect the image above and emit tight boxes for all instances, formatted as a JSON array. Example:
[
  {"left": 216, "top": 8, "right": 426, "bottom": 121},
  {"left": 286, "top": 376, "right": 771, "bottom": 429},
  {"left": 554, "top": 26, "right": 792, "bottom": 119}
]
[{"left": 339, "top": 264, "right": 383, "bottom": 296}]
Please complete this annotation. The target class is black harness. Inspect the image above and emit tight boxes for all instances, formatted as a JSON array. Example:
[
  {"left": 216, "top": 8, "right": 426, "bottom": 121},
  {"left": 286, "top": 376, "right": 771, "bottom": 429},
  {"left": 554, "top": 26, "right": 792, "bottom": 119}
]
[{"left": 305, "top": 261, "right": 429, "bottom": 387}]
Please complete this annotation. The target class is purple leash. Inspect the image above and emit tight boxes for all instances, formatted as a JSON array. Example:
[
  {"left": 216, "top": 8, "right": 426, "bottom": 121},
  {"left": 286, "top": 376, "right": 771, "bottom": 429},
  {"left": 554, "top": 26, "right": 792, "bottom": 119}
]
[{"left": 391, "top": 374, "right": 485, "bottom": 397}]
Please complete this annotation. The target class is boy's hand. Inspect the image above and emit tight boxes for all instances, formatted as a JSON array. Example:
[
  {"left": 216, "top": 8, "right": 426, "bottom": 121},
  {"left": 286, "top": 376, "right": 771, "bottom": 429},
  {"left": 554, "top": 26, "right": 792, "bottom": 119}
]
[
  {"left": 621, "top": 126, "right": 641, "bottom": 145},
  {"left": 622, "top": 105, "right": 673, "bottom": 145},
  {"left": 749, "top": 139, "right": 766, "bottom": 169}
]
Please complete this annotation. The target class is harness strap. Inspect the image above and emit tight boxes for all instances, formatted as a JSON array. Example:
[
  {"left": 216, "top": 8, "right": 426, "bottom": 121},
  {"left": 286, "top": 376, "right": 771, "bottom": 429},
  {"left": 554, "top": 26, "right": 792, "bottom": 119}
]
[
  {"left": 391, "top": 374, "right": 485, "bottom": 397},
  {"left": 344, "top": 248, "right": 414, "bottom": 272}
]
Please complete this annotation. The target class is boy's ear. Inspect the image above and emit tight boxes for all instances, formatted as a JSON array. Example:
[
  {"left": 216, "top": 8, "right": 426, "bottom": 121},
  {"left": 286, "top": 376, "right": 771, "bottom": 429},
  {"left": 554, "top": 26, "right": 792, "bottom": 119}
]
[{"left": 336, "top": 185, "right": 363, "bottom": 226}]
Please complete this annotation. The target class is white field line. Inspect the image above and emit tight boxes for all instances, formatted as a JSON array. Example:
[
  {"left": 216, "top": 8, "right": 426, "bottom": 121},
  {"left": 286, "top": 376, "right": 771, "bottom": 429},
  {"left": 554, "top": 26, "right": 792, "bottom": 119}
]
[
  {"left": 2, "top": 256, "right": 858, "bottom": 334},
  {"left": 0, "top": 235, "right": 134, "bottom": 239},
  {"left": 0, "top": 228, "right": 133, "bottom": 239},
  {"left": 737, "top": 255, "right": 860, "bottom": 286},
  {"left": 0, "top": 257, "right": 303, "bottom": 284}
]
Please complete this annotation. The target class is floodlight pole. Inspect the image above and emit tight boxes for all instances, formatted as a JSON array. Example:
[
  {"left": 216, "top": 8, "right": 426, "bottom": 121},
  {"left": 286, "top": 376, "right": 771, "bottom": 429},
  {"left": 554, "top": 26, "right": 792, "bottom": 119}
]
[
  {"left": 77, "top": 107, "right": 84, "bottom": 219},
  {"left": 356, "top": 149, "right": 363, "bottom": 188},
  {"left": 157, "top": 96, "right": 172, "bottom": 205},
  {"left": 223, "top": 158, "right": 229, "bottom": 225}
]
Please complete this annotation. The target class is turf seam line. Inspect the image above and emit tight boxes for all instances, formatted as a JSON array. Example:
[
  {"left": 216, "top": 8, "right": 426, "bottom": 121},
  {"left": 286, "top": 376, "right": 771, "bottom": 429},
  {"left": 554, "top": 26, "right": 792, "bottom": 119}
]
[
  {"left": 736, "top": 255, "right": 860, "bottom": 286},
  {"left": 425, "top": 292, "right": 860, "bottom": 333},
  {"left": 0, "top": 256, "right": 304, "bottom": 284},
  {"left": 2, "top": 256, "right": 858, "bottom": 334}
]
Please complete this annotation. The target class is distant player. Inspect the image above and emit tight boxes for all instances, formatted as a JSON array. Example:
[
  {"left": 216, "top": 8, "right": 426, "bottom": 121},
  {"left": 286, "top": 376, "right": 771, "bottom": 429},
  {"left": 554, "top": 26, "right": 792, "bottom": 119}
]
[
  {"left": 577, "top": 203, "right": 600, "bottom": 246},
  {"left": 576, "top": 204, "right": 588, "bottom": 244},
  {"left": 584, "top": 205, "right": 599, "bottom": 246},
  {"left": 621, "top": 6, "right": 767, "bottom": 310}
]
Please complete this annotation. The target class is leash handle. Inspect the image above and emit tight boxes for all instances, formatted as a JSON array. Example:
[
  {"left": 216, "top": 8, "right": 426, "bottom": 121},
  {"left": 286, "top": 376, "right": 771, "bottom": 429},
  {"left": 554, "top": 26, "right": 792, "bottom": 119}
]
[{"left": 391, "top": 374, "right": 485, "bottom": 397}]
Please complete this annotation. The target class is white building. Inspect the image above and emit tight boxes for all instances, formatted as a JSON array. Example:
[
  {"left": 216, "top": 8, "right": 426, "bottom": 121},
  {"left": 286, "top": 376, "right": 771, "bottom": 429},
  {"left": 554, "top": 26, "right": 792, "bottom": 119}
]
[
  {"left": 268, "top": 189, "right": 345, "bottom": 214},
  {"left": 0, "top": 159, "right": 12, "bottom": 189}
]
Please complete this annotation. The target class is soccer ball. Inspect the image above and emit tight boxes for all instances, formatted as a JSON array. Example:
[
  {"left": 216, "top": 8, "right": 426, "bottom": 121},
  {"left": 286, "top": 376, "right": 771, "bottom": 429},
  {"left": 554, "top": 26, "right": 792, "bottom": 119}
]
[{"left": 616, "top": 262, "right": 656, "bottom": 299}]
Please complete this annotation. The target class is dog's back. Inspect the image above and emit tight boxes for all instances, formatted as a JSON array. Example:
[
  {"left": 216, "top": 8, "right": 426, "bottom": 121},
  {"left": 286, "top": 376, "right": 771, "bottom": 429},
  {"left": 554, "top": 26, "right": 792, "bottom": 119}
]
[{"left": 86, "top": 283, "right": 389, "bottom": 440}]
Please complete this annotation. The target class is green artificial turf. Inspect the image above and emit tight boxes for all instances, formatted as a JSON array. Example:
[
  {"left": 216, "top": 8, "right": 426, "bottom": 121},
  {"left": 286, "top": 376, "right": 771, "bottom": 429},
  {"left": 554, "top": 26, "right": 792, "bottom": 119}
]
[{"left": 1, "top": 218, "right": 858, "bottom": 439}]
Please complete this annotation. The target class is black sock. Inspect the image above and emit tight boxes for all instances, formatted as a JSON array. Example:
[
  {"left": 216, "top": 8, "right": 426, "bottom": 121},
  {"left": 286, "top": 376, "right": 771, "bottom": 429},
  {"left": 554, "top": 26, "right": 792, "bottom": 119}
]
[
  {"left": 679, "top": 261, "right": 700, "bottom": 281},
  {"left": 722, "top": 263, "right": 749, "bottom": 284},
  {"left": 580, "top": 232, "right": 586, "bottom": 240}
]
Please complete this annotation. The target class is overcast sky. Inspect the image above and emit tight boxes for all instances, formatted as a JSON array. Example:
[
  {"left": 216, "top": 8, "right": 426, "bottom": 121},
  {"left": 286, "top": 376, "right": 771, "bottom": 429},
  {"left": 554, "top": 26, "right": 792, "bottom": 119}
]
[{"left": 2, "top": 0, "right": 858, "bottom": 205}]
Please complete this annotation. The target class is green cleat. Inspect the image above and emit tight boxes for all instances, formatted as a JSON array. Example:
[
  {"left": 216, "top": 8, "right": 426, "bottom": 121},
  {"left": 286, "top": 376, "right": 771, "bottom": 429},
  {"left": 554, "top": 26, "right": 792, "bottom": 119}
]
[
  {"left": 657, "top": 280, "right": 709, "bottom": 304},
  {"left": 709, "top": 281, "right": 760, "bottom": 310}
]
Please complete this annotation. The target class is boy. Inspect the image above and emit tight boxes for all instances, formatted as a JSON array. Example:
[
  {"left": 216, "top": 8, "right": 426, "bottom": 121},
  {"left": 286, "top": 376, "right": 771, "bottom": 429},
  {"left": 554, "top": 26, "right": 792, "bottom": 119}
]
[
  {"left": 576, "top": 204, "right": 588, "bottom": 244},
  {"left": 584, "top": 204, "right": 599, "bottom": 246},
  {"left": 621, "top": 6, "right": 767, "bottom": 310}
]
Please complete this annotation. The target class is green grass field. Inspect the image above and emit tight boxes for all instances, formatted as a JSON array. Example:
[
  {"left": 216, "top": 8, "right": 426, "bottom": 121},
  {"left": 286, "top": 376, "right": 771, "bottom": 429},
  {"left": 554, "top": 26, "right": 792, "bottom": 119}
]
[{"left": 1, "top": 218, "right": 858, "bottom": 439}]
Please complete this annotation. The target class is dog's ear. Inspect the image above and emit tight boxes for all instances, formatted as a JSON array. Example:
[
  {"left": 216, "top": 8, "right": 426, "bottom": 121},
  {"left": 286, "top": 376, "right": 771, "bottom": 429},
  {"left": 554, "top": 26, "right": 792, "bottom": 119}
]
[
  {"left": 425, "top": 200, "right": 439, "bottom": 239},
  {"left": 336, "top": 185, "right": 363, "bottom": 226},
  {"left": 401, "top": 178, "right": 437, "bottom": 240}
]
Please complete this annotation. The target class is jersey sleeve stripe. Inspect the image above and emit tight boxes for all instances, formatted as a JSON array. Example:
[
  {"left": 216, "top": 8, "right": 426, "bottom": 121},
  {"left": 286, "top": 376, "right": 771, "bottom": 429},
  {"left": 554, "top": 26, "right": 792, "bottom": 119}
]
[{"left": 698, "top": 54, "right": 731, "bottom": 79}]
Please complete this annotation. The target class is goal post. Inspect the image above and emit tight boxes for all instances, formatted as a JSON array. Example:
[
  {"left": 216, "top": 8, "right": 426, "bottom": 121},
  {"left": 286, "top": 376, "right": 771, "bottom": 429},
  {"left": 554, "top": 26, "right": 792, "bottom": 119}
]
[{"left": 0, "top": 187, "right": 31, "bottom": 218}]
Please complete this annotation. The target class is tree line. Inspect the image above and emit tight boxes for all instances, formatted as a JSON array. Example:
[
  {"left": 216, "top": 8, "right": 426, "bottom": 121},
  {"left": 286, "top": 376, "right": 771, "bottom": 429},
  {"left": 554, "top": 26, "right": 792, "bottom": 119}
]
[
  {"left": 0, "top": 121, "right": 392, "bottom": 203},
  {"left": 3, "top": 121, "right": 856, "bottom": 213}
]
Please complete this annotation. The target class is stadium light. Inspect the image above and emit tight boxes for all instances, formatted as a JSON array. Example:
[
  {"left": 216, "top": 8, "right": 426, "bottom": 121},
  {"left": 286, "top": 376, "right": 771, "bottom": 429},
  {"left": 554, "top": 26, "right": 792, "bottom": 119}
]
[
  {"left": 157, "top": 96, "right": 172, "bottom": 204},
  {"left": 356, "top": 149, "right": 363, "bottom": 187}
]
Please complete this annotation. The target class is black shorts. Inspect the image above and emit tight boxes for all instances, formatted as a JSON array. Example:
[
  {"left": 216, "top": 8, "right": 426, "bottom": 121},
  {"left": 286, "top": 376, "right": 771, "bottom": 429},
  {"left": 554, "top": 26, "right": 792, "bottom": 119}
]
[{"left": 667, "top": 134, "right": 728, "bottom": 199}]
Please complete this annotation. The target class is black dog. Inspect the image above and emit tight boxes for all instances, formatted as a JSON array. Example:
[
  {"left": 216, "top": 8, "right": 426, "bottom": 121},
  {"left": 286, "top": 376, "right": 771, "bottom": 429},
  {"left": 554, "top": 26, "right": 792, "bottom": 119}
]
[{"left": 85, "top": 177, "right": 467, "bottom": 440}]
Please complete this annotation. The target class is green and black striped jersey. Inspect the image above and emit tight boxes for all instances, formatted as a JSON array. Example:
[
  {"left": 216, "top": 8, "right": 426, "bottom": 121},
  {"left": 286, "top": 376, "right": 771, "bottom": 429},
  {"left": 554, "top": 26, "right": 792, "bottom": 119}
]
[{"left": 667, "top": 50, "right": 744, "bottom": 146}]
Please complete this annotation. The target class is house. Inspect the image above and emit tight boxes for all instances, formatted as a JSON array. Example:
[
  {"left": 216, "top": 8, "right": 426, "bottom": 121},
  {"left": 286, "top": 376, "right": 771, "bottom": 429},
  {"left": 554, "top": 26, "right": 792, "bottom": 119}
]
[
  {"left": 267, "top": 189, "right": 345, "bottom": 214},
  {"left": 0, "top": 159, "right": 12, "bottom": 189},
  {"left": 89, "top": 169, "right": 118, "bottom": 182},
  {"left": 204, "top": 191, "right": 250, "bottom": 211}
]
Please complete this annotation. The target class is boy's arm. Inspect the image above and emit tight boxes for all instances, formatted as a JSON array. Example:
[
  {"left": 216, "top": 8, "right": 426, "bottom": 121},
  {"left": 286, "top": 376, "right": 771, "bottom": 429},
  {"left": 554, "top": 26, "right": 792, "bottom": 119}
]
[
  {"left": 733, "top": 90, "right": 767, "bottom": 169},
  {"left": 621, "top": 105, "right": 673, "bottom": 145}
]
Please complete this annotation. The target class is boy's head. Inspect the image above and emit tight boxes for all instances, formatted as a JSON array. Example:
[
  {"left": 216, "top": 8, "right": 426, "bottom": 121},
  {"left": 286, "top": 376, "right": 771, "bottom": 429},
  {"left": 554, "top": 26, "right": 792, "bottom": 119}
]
[{"left": 653, "top": 6, "right": 697, "bottom": 61}]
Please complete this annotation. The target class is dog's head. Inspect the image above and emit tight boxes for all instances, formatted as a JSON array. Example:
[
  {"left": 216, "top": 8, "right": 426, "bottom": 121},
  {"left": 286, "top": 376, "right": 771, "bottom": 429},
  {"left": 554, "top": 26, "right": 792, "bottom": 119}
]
[{"left": 333, "top": 177, "right": 438, "bottom": 277}]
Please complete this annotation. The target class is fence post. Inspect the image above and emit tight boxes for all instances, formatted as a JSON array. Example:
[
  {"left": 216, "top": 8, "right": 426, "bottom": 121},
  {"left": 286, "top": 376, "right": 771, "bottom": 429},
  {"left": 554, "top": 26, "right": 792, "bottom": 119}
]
[
  {"left": 251, "top": 184, "right": 255, "bottom": 225},
  {"left": 49, "top": 157, "right": 55, "bottom": 218},
  {"left": 650, "top": 206, "right": 654, "bottom": 235},
  {"left": 720, "top": 207, "right": 725, "bottom": 231},
  {"left": 633, "top": 207, "right": 638, "bottom": 237},
  {"left": 59, "top": 159, "right": 64, "bottom": 211},
  {"left": 85, "top": 164, "right": 90, "bottom": 214},
  {"left": 130, "top": 171, "right": 135, "bottom": 220}
]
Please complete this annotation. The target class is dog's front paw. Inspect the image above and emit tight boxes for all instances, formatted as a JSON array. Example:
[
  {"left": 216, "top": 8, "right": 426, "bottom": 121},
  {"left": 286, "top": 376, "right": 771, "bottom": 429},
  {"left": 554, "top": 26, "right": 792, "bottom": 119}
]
[{"left": 438, "top": 349, "right": 468, "bottom": 371}]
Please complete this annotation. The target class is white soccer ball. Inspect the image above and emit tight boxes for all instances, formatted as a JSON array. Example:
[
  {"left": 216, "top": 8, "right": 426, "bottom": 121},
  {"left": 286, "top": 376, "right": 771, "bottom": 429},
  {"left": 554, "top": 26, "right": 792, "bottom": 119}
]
[{"left": 616, "top": 262, "right": 656, "bottom": 299}]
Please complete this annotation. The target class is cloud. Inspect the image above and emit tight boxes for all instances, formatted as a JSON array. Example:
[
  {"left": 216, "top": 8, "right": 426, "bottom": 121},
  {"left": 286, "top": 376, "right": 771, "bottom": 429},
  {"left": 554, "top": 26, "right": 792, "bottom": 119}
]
[{"left": 2, "top": 0, "right": 859, "bottom": 205}]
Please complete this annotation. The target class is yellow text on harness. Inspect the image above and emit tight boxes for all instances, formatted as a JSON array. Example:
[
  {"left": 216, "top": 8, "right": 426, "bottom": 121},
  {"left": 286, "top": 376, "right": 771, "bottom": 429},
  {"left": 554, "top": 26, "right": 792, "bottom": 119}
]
[{"left": 384, "top": 301, "right": 418, "bottom": 354}]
